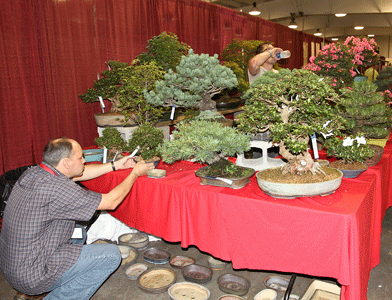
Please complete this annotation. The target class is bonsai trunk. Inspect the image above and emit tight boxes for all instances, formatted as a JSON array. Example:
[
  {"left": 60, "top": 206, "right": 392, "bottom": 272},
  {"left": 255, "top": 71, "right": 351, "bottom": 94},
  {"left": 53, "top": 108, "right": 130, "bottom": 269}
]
[
  {"left": 199, "top": 92, "right": 216, "bottom": 111},
  {"left": 108, "top": 95, "right": 122, "bottom": 113}
]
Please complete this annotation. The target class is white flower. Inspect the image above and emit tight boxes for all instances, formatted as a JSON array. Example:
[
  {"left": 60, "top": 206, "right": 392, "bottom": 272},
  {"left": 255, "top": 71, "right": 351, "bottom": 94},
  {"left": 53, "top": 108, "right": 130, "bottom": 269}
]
[
  {"left": 342, "top": 137, "right": 354, "bottom": 147},
  {"left": 355, "top": 136, "right": 366, "bottom": 146}
]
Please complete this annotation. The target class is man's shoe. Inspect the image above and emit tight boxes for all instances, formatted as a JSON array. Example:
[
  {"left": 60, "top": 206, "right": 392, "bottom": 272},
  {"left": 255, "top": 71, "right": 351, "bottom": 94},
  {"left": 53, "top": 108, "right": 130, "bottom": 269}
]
[{"left": 13, "top": 292, "right": 47, "bottom": 300}]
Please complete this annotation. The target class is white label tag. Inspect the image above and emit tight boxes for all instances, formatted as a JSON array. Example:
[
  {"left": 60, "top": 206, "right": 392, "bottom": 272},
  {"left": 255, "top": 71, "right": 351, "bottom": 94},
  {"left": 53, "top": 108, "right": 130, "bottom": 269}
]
[
  {"left": 102, "top": 146, "right": 108, "bottom": 163},
  {"left": 170, "top": 105, "right": 176, "bottom": 120},
  {"left": 72, "top": 227, "right": 83, "bottom": 239},
  {"left": 98, "top": 96, "right": 105, "bottom": 113},
  {"left": 310, "top": 133, "right": 319, "bottom": 160}
]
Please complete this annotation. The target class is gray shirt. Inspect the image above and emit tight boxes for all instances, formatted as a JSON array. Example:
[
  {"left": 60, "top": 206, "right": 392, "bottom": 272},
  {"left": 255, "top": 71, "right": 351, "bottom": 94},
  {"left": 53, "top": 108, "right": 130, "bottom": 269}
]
[{"left": 0, "top": 163, "right": 101, "bottom": 294}]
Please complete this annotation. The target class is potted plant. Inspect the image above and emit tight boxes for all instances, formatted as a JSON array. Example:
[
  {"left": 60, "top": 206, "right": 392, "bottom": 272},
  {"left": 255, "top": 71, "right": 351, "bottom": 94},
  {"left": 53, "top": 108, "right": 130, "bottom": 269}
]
[
  {"left": 236, "top": 69, "right": 346, "bottom": 198},
  {"left": 144, "top": 49, "right": 238, "bottom": 120},
  {"left": 118, "top": 61, "right": 166, "bottom": 125},
  {"left": 127, "top": 122, "right": 165, "bottom": 166},
  {"left": 79, "top": 60, "right": 129, "bottom": 126},
  {"left": 338, "top": 81, "right": 392, "bottom": 139},
  {"left": 325, "top": 134, "right": 374, "bottom": 178},
  {"left": 158, "top": 119, "right": 252, "bottom": 189},
  {"left": 94, "top": 127, "right": 127, "bottom": 161},
  {"left": 136, "top": 31, "right": 190, "bottom": 72}
]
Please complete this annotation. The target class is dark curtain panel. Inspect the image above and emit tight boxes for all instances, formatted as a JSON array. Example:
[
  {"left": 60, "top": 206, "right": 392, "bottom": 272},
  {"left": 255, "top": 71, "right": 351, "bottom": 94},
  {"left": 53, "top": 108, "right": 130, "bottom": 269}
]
[{"left": 0, "top": 0, "right": 327, "bottom": 174}]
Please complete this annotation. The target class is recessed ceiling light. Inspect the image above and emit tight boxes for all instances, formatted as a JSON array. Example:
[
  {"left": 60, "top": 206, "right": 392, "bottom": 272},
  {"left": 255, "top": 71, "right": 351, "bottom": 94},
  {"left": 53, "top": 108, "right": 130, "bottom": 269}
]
[
  {"left": 368, "top": 34, "right": 375, "bottom": 37},
  {"left": 335, "top": 13, "right": 347, "bottom": 17},
  {"left": 314, "top": 29, "right": 322, "bottom": 36},
  {"left": 332, "top": 38, "right": 339, "bottom": 41},
  {"left": 354, "top": 26, "right": 364, "bottom": 30}
]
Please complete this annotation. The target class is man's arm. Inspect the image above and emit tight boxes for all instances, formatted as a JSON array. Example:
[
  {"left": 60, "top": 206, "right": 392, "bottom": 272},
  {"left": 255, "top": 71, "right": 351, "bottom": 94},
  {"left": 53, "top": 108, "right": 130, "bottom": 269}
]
[
  {"left": 248, "top": 47, "right": 283, "bottom": 76},
  {"left": 98, "top": 161, "right": 154, "bottom": 210},
  {"left": 73, "top": 156, "right": 136, "bottom": 182}
]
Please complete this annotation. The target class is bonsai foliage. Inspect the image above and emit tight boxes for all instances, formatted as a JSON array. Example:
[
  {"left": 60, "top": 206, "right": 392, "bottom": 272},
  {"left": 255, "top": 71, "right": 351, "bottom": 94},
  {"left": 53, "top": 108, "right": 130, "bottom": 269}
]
[
  {"left": 374, "top": 66, "right": 392, "bottom": 103},
  {"left": 145, "top": 49, "right": 238, "bottom": 112},
  {"left": 118, "top": 61, "right": 166, "bottom": 125},
  {"left": 127, "top": 123, "right": 164, "bottom": 161},
  {"left": 220, "top": 39, "right": 265, "bottom": 93},
  {"left": 338, "top": 81, "right": 392, "bottom": 139},
  {"left": 79, "top": 61, "right": 129, "bottom": 112},
  {"left": 159, "top": 120, "right": 250, "bottom": 165},
  {"left": 136, "top": 32, "right": 190, "bottom": 72},
  {"left": 324, "top": 135, "right": 374, "bottom": 163},
  {"left": 237, "top": 69, "right": 346, "bottom": 175},
  {"left": 95, "top": 127, "right": 127, "bottom": 160},
  {"left": 344, "top": 36, "right": 380, "bottom": 69}
]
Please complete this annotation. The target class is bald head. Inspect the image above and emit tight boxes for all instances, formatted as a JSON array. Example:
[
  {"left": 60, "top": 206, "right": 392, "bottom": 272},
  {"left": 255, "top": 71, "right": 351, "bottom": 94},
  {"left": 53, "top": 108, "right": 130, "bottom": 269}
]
[{"left": 43, "top": 137, "right": 78, "bottom": 167}]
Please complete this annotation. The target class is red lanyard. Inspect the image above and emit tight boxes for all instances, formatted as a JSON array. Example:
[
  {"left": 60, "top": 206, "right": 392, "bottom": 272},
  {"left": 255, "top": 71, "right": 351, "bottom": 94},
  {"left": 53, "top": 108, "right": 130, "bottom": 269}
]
[{"left": 40, "top": 163, "right": 58, "bottom": 176}]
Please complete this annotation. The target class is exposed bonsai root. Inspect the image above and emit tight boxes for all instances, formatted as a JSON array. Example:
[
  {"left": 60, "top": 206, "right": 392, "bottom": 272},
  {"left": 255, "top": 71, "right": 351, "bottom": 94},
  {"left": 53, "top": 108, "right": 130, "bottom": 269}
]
[{"left": 281, "top": 159, "right": 326, "bottom": 176}]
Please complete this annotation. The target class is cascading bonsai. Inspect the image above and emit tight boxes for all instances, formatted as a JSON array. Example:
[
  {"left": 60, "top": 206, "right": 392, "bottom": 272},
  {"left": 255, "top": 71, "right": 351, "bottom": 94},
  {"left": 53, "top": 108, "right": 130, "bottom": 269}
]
[
  {"left": 337, "top": 81, "right": 392, "bottom": 139},
  {"left": 144, "top": 49, "right": 238, "bottom": 119},
  {"left": 159, "top": 119, "right": 251, "bottom": 178},
  {"left": 237, "top": 68, "right": 346, "bottom": 175}
]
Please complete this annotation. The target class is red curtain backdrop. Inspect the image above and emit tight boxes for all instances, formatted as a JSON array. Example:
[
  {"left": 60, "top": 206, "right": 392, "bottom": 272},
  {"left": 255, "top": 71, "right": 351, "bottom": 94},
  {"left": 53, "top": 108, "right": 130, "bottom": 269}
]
[{"left": 0, "top": 0, "right": 326, "bottom": 174}]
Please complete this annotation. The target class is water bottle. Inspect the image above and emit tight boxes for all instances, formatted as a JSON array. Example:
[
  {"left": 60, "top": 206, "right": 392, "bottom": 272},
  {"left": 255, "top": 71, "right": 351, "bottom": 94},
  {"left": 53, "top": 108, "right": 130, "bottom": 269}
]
[{"left": 276, "top": 50, "right": 291, "bottom": 59}]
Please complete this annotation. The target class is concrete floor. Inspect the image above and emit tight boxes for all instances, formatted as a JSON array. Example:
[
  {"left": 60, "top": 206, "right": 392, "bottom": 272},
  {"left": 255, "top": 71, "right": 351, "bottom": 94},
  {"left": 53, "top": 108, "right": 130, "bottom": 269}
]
[{"left": 1, "top": 207, "right": 392, "bottom": 300}]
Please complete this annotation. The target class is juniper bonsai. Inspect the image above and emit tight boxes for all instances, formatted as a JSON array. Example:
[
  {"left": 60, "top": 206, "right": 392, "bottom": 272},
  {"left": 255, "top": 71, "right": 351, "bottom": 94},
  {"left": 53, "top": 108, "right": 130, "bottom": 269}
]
[
  {"left": 95, "top": 127, "right": 127, "bottom": 160},
  {"left": 136, "top": 31, "right": 190, "bottom": 72},
  {"left": 145, "top": 49, "right": 238, "bottom": 114},
  {"left": 237, "top": 68, "right": 346, "bottom": 175},
  {"left": 127, "top": 123, "right": 164, "bottom": 161}
]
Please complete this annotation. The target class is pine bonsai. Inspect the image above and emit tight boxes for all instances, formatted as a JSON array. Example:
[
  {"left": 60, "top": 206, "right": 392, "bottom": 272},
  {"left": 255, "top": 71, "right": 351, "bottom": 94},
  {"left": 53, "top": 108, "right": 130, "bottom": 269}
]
[
  {"left": 338, "top": 81, "right": 392, "bottom": 139},
  {"left": 159, "top": 119, "right": 250, "bottom": 166},
  {"left": 237, "top": 69, "right": 346, "bottom": 175},
  {"left": 144, "top": 49, "right": 238, "bottom": 114},
  {"left": 127, "top": 123, "right": 164, "bottom": 161},
  {"left": 95, "top": 127, "right": 127, "bottom": 160},
  {"left": 374, "top": 66, "right": 392, "bottom": 93},
  {"left": 136, "top": 32, "right": 190, "bottom": 72}
]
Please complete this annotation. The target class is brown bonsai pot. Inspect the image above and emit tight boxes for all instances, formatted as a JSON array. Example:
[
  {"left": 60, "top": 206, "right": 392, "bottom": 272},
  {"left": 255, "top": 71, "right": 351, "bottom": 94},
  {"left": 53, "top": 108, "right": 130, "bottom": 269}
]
[{"left": 365, "top": 144, "right": 384, "bottom": 167}]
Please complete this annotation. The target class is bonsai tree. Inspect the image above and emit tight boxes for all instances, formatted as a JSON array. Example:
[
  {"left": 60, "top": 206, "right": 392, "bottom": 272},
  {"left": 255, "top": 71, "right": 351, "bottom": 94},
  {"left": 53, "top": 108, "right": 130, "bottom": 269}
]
[
  {"left": 325, "top": 134, "right": 374, "bottom": 164},
  {"left": 338, "top": 81, "right": 392, "bottom": 139},
  {"left": 79, "top": 61, "right": 129, "bottom": 112},
  {"left": 237, "top": 68, "right": 346, "bottom": 175},
  {"left": 374, "top": 66, "right": 392, "bottom": 102},
  {"left": 220, "top": 39, "right": 266, "bottom": 93},
  {"left": 136, "top": 31, "right": 190, "bottom": 72},
  {"left": 127, "top": 122, "right": 164, "bottom": 161},
  {"left": 145, "top": 49, "right": 238, "bottom": 115},
  {"left": 118, "top": 61, "right": 166, "bottom": 125},
  {"left": 95, "top": 127, "right": 127, "bottom": 160},
  {"left": 159, "top": 120, "right": 250, "bottom": 176}
]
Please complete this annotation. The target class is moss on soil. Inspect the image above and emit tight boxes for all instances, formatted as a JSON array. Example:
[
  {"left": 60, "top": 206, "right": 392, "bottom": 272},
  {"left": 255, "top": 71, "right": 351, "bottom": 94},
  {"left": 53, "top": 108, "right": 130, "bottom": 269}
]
[
  {"left": 257, "top": 166, "right": 342, "bottom": 184},
  {"left": 330, "top": 160, "right": 367, "bottom": 170},
  {"left": 195, "top": 159, "right": 254, "bottom": 178}
]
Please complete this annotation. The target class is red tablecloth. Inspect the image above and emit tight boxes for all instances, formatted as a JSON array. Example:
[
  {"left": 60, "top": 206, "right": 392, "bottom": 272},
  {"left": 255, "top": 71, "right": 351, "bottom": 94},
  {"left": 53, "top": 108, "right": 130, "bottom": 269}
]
[{"left": 82, "top": 140, "right": 392, "bottom": 300}]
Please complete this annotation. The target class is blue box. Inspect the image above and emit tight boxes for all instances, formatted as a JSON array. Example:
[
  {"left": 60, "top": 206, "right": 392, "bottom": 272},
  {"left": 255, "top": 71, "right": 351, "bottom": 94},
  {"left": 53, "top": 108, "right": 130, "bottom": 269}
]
[{"left": 83, "top": 149, "right": 104, "bottom": 162}]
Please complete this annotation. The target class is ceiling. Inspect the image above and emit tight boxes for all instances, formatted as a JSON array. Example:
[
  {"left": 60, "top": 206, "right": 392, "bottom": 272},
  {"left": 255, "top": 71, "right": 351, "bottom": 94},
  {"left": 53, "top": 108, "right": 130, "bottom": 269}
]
[{"left": 202, "top": 0, "right": 392, "bottom": 40}]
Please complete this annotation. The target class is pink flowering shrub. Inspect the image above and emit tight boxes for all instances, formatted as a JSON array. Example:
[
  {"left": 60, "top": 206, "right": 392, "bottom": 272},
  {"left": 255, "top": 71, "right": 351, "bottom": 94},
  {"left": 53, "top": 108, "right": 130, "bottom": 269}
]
[
  {"left": 344, "top": 36, "right": 379, "bottom": 68},
  {"left": 303, "top": 36, "right": 380, "bottom": 91},
  {"left": 303, "top": 43, "right": 354, "bottom": 90}
]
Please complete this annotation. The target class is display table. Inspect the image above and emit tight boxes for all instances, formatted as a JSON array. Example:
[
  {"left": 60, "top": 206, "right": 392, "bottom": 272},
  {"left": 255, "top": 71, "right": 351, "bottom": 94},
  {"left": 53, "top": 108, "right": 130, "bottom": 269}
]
[{"left": 82, "top": 139, "right": 392, "bottom": 300}]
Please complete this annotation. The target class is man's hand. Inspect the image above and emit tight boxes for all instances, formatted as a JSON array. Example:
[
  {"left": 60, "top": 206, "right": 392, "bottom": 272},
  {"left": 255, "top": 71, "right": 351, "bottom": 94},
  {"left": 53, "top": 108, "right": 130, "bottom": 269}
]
[
  {"left": 114, "top": 156, "right": 137, "bottom": 170},
  {"left": 131, "top": 160, "right": 155, "bottom": 177}
]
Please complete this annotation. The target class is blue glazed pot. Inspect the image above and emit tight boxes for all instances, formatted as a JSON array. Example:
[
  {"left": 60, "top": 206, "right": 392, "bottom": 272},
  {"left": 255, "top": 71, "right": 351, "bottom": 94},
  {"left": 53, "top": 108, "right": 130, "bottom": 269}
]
[{"left": 339, "top": 166, "right": 367, "bottom": 178}]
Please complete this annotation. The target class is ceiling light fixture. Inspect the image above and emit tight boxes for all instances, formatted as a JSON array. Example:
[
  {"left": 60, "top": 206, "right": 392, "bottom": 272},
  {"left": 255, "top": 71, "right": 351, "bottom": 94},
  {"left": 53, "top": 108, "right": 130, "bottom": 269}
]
[
  {"left": 288, "top": 13, "right": 297, "bottom": 29},
  {"left": 335, "top": 13, "right": 347, "bottom": 17},
  {"left": 249, "top": 2, "right": 261, "bottom": 16},
  {"left": 354, "top": 26, "right": 364, "bottom": 30},
  {"left": 368, "top": 34, "right": 375, "bottom": 37},
  {"left": 314, "top": 29, "right": 322, "bottom": 36},
  {"left": 332, "top": 38, "right": 339, "bottom": 41}
]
